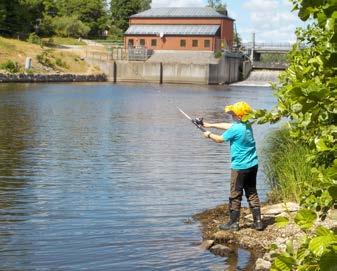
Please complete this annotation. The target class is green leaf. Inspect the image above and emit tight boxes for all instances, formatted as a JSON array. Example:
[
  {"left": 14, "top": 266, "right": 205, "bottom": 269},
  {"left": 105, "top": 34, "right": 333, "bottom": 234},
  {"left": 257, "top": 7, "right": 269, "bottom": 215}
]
[
  {"left": 309, "top": 235, "right": 337, "bottom": 256},
  {"left": 326, "top": 164, "right": 337, "bottom": 179},
  {"left": 326, "top": 18, "right": 335, "bottom": 31},
  {"left": 328, "top": 185, "right": 337, "bottom": 200},
  {"left": 286, "top": 240, "right": 295, "bottom": 255},
  {"left": 316, "top": 226, "right": 333, "bottom": 236},
  {"left": 315, "top": 138, "right": 329, "bottom": 152},
  {"left": 319, "top": 190, "right": 333, "bottom": 207},
  {"left": 299, "top": 7, "right": 311, "bottom": 21},
  {"left": 294, "top": 209, "right": 317, "bottom": 230},
  {"left": 272, "top": 255, "right": 296, "bottom": 271},
  {"left": 275, "top": 216, "right": 290, "bottom": 228},
  {"left": 297, "top": 246, "right": 310, "bottom": 262},
  {"left": 291, "top": 103, "right": 303, "bottom": 112},
  {"left": 319, "top": 250, "right": 337, "bottom": 271}
]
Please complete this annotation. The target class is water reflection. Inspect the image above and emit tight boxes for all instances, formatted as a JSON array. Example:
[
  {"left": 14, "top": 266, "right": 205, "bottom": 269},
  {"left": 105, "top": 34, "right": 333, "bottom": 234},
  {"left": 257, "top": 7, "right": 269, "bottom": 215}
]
[{"left": 0, "top": 83, "right": 276, "bottom": 270}]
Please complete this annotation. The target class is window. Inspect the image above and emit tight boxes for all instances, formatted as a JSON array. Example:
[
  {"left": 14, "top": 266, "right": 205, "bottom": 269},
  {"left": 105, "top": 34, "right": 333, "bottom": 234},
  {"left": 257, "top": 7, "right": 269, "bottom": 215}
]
[
  {"left": 140, "top": 39, "right": 145, "bottom": 46},
  {"left": 204, "top": 40, "right": 210, "bottom": 48},
  {"left": 151, "top": 39, "right": 157, "bottom": 47},
  {"left": 192, "top": 40, "right": 198, "bottom": 47},
  {"left": 128, "top": 39, "right": 134, "bottom": 46},
  {"left": 180, "top": 39, "right": 186, "bottom": 47}
]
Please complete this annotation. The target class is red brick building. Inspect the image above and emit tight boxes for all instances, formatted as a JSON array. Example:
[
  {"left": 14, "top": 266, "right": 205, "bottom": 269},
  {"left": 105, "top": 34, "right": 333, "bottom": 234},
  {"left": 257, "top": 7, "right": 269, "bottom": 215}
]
[{"left": 124, "top": 7, "right": 234, "bottom": 51}]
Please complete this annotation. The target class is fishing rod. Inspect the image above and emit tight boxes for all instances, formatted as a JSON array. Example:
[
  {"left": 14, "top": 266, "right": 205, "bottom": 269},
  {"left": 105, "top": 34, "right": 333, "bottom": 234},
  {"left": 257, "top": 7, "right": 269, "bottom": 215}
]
[{"left": 177, "top": 107, "right": 206, "bottom": 132}]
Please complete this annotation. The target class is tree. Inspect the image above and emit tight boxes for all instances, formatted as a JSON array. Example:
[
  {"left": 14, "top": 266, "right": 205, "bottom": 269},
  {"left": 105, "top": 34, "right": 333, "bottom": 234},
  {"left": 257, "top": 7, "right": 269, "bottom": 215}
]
[
  {"left": 110, "top": 0, "right": 151, "bottom": 32},
  {"left": 254, "top": 1, "right": 337, "bottom": 269},
  {"left": 55, "top": 0, "right": 108, "bottom": 37},
  {"left": 207, "top": 0, "right": 227, "bottom": 15},
  {"left": 0, "top": 0, "right": 53, "bottom": 36},
  {"left": 234, "top": 31, "right": 242, "bottom": 47},
  {"left": 52, "top": 16, "right": 90, "bottom": 38}
]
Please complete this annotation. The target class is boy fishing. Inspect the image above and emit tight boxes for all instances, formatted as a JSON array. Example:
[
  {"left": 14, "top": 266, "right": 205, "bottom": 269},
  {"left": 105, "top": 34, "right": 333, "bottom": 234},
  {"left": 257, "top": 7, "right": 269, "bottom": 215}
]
[{"left": 197, "top": 101, "right": 263, "bottom": 231}]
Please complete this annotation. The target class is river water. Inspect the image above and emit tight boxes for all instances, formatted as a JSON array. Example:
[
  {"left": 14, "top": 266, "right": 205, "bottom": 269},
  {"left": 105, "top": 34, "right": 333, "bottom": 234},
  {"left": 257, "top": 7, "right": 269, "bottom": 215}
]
[{"left": 0, "top": 83, "right": 276, "bottom": 271}]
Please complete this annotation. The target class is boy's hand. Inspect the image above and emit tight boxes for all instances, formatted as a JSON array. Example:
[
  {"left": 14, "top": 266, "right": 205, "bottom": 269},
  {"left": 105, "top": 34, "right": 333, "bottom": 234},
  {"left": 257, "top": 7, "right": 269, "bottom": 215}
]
[{"left": 204, "top": 131, "right": 211, "bottom": 138}]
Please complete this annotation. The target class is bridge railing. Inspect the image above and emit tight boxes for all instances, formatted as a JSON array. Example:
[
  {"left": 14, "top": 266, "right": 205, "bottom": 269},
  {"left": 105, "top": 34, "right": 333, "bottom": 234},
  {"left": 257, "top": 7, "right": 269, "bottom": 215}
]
[{"left": 243, "top": 42, "right": 294, "bottom": 50}]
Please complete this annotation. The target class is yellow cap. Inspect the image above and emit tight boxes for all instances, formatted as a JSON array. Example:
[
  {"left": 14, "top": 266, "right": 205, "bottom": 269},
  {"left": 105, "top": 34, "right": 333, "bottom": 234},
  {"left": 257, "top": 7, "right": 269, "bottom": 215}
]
[{"left": 224, "top": 101, "right": 253, "bottom": 118}]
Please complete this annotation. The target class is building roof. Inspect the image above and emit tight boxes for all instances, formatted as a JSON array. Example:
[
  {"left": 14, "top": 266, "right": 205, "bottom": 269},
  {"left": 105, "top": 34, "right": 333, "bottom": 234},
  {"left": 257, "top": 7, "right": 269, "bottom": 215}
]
[
  {"left": 125, "top": 25, "right": 220, "bottom": 36},
  {"left": 130, "top": 7, "right": 234, "bottom": 20}
]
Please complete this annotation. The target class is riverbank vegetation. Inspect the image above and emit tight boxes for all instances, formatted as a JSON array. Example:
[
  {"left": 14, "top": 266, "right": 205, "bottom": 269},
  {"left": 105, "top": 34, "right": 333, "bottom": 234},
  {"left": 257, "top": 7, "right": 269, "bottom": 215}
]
[
  {"left": 252, "top": 0, "right": 337, "bottom": 270},
  {"left": 262, "top": 129, "right": 314, "bottom": 203}
]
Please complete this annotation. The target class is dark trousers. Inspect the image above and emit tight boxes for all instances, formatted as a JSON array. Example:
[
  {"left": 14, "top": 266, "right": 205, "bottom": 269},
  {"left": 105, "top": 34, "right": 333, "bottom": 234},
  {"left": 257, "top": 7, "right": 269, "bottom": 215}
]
[{"left": 229, "top": 165, "right": 260, "bottom": 211}]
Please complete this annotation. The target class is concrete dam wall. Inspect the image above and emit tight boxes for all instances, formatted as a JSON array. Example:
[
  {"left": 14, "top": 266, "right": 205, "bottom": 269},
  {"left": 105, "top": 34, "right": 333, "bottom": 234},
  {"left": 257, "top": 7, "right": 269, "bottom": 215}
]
[{"left": 87, "top": 52, "right": 246, "bottom": 85}]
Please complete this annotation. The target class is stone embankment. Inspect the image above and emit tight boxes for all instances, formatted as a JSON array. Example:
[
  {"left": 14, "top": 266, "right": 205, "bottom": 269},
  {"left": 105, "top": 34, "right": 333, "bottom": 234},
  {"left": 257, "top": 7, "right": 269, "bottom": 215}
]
[
  {"left": 194, "top": 202, "right": 337, "bottom": 270},
  {"left": 0, "top": 73, "right": 107, "bottom": 83}
]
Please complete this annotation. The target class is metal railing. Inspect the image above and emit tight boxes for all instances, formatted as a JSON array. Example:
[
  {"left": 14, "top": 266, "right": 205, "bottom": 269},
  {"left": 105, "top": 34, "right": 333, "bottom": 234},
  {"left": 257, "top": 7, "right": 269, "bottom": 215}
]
[
  {"left": 242, "top": 42, "right": 293, "bottom": 52},
  {"left": 253, "top": 61, "right": 288, "bottom": 70},
  {"left": 85, "top": 47, "right": 153, "bottom": 61}
]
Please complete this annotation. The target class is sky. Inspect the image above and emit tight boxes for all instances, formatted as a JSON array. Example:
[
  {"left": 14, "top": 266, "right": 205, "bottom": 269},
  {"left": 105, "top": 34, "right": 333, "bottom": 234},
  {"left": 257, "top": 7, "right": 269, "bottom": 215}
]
[{"left": 151, "top": 0, "right": 304, "bottom": 43}]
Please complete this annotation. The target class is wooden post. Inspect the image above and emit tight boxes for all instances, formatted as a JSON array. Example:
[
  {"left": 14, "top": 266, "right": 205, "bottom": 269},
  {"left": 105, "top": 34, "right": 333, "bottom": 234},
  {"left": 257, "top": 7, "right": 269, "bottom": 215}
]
[{"left": 160, "top": 62, "right": 163, "bottom": 84}]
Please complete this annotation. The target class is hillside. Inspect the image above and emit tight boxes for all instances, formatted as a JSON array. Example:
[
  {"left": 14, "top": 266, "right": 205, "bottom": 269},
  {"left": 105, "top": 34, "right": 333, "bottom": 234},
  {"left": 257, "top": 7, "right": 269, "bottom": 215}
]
[{"left": 0, "top": 37, "right": 100, "bottom": 74}]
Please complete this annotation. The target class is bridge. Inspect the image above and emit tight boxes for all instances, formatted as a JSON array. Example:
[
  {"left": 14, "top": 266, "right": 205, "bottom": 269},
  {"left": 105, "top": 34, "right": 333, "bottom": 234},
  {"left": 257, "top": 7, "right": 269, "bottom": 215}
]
[{"left": 241, "top": 42, "right": 293, "bottom": 70}]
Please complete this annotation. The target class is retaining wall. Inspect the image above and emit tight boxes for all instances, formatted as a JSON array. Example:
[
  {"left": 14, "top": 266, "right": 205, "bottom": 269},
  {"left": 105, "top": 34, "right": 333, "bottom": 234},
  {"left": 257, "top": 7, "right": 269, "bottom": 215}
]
[{"left": 0, "top": 73, "right": 107, "bottom": 83}]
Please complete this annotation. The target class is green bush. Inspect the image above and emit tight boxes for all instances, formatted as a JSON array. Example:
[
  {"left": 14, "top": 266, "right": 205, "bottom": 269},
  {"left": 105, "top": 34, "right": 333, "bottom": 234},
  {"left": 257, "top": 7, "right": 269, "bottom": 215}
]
[
  {"left": 214, "top": 50, "right": 222, "bottom": 58},
  {"left": 254, "top": 1, "right": 337, "bottom": 269},
  {"left": 0, "top": 60, "right": 20, "bottom": 73},
  {"left": 55, "top": 58, "right": 69, "bottom": 69},
  {"left": 36, "top": 51, "right": 55, "bottom": 69},
  {"left": 27, "top": 33, "right": 42, "bottom": 45},
  {"left": 262, "top": 128, "right": 314, "bottom": 203}
]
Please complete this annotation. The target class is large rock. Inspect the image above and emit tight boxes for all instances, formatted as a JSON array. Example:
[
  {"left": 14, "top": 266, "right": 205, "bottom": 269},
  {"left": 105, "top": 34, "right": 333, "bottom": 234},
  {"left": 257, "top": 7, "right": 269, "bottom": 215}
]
[
  {"left": 244, "top": 202, "right": 299, "bottom": 220},
  {"left": 255, "top": 258, "right": 272, "bottom": 271},
  {"left": 200, "top": 240, "right": 214, "bottom": 250},
  {"left": 210, "top": 244, "right": 233, "bottom": 257},
  {"left": 261, "top": 202, "right": 299, "bottom": 216}
]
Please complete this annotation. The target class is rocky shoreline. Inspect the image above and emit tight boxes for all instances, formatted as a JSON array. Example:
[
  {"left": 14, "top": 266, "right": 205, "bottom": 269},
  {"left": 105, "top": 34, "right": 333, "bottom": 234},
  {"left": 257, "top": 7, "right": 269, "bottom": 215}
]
[
  {"left": 0, "top": 73, "right": 107, "bottom": 83},
  {"left": 193, "top": 202, "right": 337, "bottom": 270}
]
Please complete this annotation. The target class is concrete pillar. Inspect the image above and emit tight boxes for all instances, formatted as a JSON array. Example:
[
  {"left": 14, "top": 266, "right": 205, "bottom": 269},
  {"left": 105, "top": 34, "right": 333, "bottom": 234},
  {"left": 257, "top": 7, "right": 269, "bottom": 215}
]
[
  {"left": 113, "top": 61, "right": 117, "bottom": 83},
  {"left": 25, "top": 57, "right": 32, "bottom": 70},
  {"left": 250, "top": 33, "right": 255, "bottom": 64}
]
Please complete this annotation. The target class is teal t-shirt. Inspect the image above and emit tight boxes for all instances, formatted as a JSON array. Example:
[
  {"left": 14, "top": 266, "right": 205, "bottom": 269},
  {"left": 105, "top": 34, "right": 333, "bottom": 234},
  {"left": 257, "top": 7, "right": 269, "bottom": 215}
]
[{"left": 222, "top": 122, "right": 258, "bottom": 170}]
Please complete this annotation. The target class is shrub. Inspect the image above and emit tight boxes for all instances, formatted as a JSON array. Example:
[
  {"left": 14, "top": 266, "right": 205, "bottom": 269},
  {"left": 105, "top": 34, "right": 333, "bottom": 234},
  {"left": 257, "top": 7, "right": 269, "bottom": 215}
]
[
  {"left": 55, "top": 58, "right": 69, "bottom": 69},
  {"left": 0, "top": 60, "right": 20, "bottom": 73},
  {"left": 27, "top": 33, "right": 41, "bottom": 45},
  {"left": 214, "top": 50, "right": 222, "bottom": 58},
  {"left": 36, "top": 51, "right": 55, "bottom": 69}
]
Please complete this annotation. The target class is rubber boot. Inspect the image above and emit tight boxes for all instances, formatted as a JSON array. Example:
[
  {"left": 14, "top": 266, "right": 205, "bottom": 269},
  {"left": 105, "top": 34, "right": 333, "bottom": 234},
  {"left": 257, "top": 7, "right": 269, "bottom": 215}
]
[
  {"left": 219, "top": 210, "right": 240, "bottom": 231},
  {"left": 252, "top": 207, "right": 263, "bottom": 231}
]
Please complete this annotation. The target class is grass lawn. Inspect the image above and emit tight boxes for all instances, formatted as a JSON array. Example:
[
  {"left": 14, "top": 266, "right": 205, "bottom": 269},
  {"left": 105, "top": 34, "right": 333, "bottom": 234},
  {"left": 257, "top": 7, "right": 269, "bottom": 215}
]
[{"left": 42, "top": 36, "right": 87, "bottom": 46}]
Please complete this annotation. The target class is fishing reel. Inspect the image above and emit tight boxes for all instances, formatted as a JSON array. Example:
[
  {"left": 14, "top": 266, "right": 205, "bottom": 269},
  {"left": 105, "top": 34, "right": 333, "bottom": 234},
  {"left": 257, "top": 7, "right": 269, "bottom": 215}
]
[{"left": 193, "top": 117, "right": 204, "bottom": 126}]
